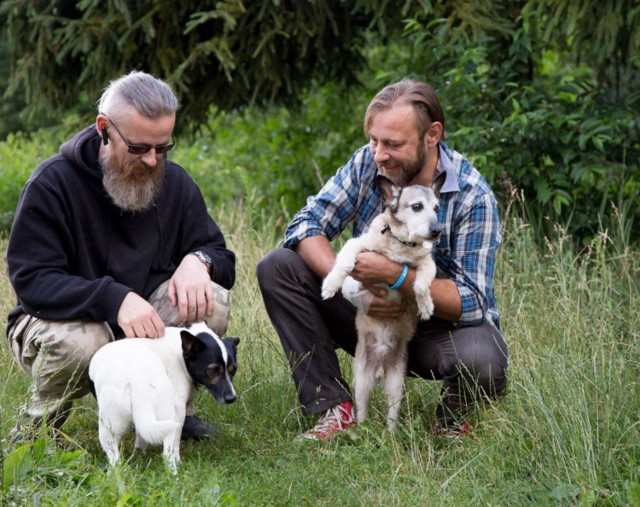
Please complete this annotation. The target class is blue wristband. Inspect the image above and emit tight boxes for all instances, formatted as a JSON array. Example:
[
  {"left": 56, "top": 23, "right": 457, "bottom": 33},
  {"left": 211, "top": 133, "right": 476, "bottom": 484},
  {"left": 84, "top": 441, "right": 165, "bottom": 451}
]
[{"left": 389, "top": 264, "right": 409, "bottom": 290}]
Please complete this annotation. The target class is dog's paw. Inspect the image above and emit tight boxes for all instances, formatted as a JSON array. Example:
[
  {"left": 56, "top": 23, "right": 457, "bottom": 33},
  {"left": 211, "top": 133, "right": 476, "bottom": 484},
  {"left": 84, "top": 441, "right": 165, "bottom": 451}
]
[
  {"left": 418, "top": 298, "right": 434, "bottom": 320},
  {"left": 321, "top": 285, "right": 339, "bottom": 300},
  {"left": 321, "top": 274, "right": 343, "bottom": 299}
]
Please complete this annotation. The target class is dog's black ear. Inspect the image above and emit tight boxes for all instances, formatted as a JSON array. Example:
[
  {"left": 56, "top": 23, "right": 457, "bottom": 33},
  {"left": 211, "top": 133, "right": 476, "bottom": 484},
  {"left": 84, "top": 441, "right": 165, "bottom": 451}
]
[
  {"left": 375, "top": 175, "right": 401, "bottom": 212},
  {"left": 431, "top": 171, "right": 447, "bottom": 199},
  {"left": 226, "top": 337, "right": 240, "bottom": 349},
  {"left": 181, "top": 330, "right": 205, "bottom": 357}
]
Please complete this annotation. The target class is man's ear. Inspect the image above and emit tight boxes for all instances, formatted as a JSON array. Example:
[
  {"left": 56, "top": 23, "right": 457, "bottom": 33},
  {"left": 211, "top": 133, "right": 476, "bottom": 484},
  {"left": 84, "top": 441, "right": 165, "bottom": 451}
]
[
  {"left": 96, "top": 115, "right": 109, "bottom": 142},
  {"left": 425, "top": 121, "right": 443, "bottom": 147}
]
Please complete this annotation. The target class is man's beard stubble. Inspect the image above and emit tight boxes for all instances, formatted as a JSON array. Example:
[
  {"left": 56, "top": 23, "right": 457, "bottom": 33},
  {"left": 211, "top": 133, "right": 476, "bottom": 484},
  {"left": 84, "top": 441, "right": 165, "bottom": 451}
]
[
  {"left": 381, "top": 138, "right": 427, "bottom": 187},
  {"left": 99, "top": 151, "right": 165, "bottom": 212}
]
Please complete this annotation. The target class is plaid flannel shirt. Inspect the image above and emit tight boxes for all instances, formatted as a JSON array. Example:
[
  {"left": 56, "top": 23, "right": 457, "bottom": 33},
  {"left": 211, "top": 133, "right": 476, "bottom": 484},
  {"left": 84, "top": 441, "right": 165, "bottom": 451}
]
[{"left": 284, "top": 142, "right": 502, "bottom": 329}]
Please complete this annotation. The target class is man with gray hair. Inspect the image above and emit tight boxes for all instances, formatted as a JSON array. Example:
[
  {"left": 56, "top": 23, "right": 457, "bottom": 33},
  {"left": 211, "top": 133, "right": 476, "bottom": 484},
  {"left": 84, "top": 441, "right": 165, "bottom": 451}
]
[{"left": 6, "top": 71, "right": 235, "bottom": 442}]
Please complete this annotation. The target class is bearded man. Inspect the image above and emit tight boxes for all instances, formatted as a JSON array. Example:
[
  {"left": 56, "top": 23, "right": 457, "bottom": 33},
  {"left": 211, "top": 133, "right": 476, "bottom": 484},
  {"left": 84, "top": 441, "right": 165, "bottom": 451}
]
[
  {"left": 6, "top": 71, "right": 235, "bottom": 442},
  {"left": 257, "top": 79, "right": 508, "bottom": 441}
]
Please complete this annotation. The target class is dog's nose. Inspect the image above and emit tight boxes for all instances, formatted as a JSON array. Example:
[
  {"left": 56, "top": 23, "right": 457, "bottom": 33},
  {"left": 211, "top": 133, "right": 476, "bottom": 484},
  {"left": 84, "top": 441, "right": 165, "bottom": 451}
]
[
  {"left": 225, "top": 393, "right": 236, "bottom": 404},
  {"left": 431, "top": 224, "right": 442, "bottom": 238}
]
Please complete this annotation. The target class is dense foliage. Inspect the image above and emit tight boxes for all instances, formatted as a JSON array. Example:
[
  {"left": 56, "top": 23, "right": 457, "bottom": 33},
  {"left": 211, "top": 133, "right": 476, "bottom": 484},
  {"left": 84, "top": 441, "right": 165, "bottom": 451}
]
[
  {"left": 0, "top": 0, "right": 638, "bottom": 242},
  {"left": 0, "top": 0, "right": 421, "bottom": 133}
]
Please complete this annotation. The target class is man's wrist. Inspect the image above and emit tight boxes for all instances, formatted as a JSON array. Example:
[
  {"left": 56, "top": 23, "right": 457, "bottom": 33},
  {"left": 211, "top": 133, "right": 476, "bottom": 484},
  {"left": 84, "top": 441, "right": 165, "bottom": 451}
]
[
  {"left": 388, "top": 264, "right": 409, "bottom": 290},
  {"left": 190, "top": 250, "right": 212, "bottom": 273}
]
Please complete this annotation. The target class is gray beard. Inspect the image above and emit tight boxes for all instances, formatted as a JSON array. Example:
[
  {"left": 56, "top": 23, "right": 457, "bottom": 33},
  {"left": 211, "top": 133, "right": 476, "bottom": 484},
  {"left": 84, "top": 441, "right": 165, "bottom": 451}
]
[{"left": 99, "top": 153, "right": 165, "bottom": 212}]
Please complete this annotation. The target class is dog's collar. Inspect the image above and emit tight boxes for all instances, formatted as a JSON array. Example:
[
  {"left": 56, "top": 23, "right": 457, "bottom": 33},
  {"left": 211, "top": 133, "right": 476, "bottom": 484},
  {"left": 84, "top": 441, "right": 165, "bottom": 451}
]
[{"left": 381, "top": 224, "right": 421, "bottom": 247}]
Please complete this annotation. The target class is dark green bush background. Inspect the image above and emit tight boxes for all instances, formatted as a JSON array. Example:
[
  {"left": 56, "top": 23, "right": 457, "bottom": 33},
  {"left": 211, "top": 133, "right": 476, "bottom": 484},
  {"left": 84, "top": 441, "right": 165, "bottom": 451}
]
[{"left": 1, "top": 1, "right": 638, "bottom": 244}]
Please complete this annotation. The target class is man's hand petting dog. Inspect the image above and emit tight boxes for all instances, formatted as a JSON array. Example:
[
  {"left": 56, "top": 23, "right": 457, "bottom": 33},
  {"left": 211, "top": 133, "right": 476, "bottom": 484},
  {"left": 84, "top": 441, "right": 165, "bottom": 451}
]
[{"left": 117, "top": 292, "right": 165, "bottom": 339}]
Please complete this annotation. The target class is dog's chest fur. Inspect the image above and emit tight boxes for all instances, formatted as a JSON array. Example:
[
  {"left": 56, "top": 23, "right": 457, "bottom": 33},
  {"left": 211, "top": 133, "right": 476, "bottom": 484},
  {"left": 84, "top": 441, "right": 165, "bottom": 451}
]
[
  {"left": 353, "top": 210, "right": 431, "bottom": 357},
  {"left": 359, "top": 212, "right": 433, "bottom": 267}
]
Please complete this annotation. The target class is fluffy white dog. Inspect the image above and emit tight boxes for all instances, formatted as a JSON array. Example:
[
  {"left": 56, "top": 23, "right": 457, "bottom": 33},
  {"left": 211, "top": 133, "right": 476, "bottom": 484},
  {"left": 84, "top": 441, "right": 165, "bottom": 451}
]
[{"left": 322, "top": 173, "right": 445, "bottom": 431}]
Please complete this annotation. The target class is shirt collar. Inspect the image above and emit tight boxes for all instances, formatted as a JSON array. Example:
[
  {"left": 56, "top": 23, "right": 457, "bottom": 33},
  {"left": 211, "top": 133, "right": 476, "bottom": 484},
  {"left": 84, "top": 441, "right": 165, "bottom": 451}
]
[{"left": 435, "top": 142, "right": 460, "bottom": 193}]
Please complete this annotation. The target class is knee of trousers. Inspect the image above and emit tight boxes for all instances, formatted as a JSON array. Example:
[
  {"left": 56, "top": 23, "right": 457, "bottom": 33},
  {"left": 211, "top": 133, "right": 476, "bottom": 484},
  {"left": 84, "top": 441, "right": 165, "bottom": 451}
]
[
  {"left": 34, "top": 321, "right": 113, "bottom": 376},
  {"left": 443, "top": 342, "right": 508, "bottom": 397},
  {"left": 256, "top": 248, "right": 298, "bottom": 293},
  {"left": 51, "top": 321, "right": 114, "bottom": 372},
  {"left": 28, "top": 321, "right": 114, "bottom": 400}
]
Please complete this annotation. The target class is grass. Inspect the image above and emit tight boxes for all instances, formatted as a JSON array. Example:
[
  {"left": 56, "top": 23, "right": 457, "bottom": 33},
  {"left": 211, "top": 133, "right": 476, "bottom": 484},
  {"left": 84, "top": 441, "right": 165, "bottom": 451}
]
[{"left": 1, "top": 194, "right": 639, "bottom": 506}]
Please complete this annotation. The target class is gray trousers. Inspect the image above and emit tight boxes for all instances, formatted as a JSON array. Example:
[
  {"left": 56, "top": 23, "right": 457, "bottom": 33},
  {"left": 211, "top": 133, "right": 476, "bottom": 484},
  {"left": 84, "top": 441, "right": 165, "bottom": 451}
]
[
  {"left": 257, "top": 247, "right": 508, "bottom": 425},
  {"left": 8, "top": 279, "right": 231, "bottom": 420}
]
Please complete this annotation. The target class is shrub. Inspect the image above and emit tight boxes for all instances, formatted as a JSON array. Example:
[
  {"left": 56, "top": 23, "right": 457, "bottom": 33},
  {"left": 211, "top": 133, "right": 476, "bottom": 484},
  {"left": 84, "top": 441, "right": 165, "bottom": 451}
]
[
  {"left": 182, "top": 81, "right": 370, "bottom": 217},
  {"left": 0, "top": 130, "right": 70, "bottom": 232}
]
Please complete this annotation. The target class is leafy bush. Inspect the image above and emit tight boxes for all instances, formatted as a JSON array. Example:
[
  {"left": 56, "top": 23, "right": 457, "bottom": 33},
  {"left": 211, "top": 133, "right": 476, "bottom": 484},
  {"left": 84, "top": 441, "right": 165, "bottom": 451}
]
[
  {"left": 440, "top": 45, "right": 640, "bottom": 243},
  {"left": 373, "top": 16, "right": 640, "bottom": 244},
  {"left": 181, "top": 81, "right": 370, "bottom": 217},
  {"left": 0, "top": 67, "right": 638, "bottom": 245},
  {"left": 0, "top": 129, "right": 71, "bottom": 232}
]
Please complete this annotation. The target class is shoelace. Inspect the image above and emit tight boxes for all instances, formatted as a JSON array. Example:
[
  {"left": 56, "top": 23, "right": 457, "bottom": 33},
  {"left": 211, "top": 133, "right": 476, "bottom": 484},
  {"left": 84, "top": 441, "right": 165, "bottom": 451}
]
[
  {"left": 295, "top": 402, "right": 356, "bottom": 441},
  {"left": 314, "top": 405, "right": 353, "bottom": 432}
]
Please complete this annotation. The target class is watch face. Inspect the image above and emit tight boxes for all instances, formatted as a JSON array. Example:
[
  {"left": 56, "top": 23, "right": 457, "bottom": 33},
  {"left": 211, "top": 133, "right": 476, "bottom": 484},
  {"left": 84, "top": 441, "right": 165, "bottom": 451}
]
[{"left": 194, "top": 251, "right": 212, "bottom": 269}]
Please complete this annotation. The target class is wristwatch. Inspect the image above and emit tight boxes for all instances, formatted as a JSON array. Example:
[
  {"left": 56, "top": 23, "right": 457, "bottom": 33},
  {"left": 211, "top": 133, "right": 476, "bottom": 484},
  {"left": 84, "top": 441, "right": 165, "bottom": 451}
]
[{"left": 190, "top": 250, "right": 212, "bottom": 273}]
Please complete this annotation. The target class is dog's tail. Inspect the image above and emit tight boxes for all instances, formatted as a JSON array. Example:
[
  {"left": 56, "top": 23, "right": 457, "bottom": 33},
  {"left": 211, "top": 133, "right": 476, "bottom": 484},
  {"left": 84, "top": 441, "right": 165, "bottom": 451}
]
[{"left": 130, "top": 384, "right": 181, "bottom": 445}]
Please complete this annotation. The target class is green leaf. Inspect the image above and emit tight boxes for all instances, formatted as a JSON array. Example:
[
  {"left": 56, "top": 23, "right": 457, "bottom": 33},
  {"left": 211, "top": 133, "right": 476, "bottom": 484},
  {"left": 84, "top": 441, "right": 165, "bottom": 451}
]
[
  {"left": 3, "top": 443, "right": 34, "bottom": 489},
  {"left": 578, "top": 133, "right": 589, "bottom": 151},
  {"left": 592, "top": 136, "right": 604, "bottom": 151},
  {"left": 61, "top": 450, "right": 85, "bottom": 465}
]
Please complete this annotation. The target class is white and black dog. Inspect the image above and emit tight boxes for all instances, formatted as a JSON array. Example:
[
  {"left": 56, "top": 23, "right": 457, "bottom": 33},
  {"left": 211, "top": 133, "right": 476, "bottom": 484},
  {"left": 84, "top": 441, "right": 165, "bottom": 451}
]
[
  {"left": 322, "top": 173, "right": 445, "bottom": 431},
  {"left": 89, "top": 322, "right": 239, "bottom": 473}
]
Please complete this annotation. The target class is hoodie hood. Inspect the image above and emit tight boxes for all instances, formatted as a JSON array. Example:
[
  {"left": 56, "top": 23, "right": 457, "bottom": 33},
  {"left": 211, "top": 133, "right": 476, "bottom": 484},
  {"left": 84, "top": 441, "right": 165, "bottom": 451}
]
[{"left": 60, "top": 125, "right": 103, "bottom": 179}]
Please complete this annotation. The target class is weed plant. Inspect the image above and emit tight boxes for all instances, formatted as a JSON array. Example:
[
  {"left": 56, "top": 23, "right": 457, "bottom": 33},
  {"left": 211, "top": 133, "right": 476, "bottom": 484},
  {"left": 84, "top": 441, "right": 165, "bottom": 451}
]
[{"left": 0, "top": 189, "right": 638, "bottom": 506}]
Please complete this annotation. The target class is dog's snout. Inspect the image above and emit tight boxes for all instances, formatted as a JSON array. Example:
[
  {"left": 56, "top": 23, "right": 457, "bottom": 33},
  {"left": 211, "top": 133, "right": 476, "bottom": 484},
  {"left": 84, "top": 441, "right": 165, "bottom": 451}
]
[
  {"left": 225, "top": 394, "right": 236, "bottom": 404},
  {"left": 431, "top": 224, "right": 442, "bottom": 238}
]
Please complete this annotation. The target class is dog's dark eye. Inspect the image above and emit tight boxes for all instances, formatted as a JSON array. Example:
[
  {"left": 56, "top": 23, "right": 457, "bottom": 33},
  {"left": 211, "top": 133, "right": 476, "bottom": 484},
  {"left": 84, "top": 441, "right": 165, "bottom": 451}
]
[
  {"left": 411, "top": 203, "right": 424, "bottom": 212},
  {"left": 227, "top": 365, "right": 237, "bottom": 377},
  {"left": 207, "top": 365, "right": 223, "bottom": 377},
  {"left": 434, "top": 204, "right": 439, "bottom": 213}
]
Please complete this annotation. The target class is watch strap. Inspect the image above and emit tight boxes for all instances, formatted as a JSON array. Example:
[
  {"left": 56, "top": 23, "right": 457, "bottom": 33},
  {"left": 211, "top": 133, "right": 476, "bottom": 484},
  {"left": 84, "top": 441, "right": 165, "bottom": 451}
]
[{"left": 191, "top": 250, "right": 212, "bottom": 272}]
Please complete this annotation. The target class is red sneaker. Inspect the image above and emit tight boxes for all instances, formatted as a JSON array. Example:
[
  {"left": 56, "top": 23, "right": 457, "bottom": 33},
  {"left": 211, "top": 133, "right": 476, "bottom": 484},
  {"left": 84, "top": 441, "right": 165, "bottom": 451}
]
[
  {"left": 296, "top": 401, "right": 356, "bottom": 441},
  {"left": 433, "top": 420, "right": 470, "bottom": 440}
]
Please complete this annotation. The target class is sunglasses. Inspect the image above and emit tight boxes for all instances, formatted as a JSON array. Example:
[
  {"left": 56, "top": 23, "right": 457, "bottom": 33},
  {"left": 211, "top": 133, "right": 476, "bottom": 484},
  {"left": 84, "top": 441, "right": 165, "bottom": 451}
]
[{"left": 101, "top": 113, "right": 176, "bottom": 155}]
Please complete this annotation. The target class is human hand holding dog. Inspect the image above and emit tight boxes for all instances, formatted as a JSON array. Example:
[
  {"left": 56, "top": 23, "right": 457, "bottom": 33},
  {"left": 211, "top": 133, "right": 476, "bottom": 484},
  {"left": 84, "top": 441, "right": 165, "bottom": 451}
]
[
  {"left": 117, "top": 292, "right": 165, "bottom": 338},
  {"left": 350, "top": 251, "right": 399, "bottom": 287},
  {"left": 351, "top": 252, "right": 462, "bottom": 322},
  {"left": 168, "top": 254, "right": 215, "bottom": 322},
  {"left": 351, "top": 252, "right": 408, "bottom": 320},
  {"left": 364, "top": 289, "right": 408, "bottom": 321}
]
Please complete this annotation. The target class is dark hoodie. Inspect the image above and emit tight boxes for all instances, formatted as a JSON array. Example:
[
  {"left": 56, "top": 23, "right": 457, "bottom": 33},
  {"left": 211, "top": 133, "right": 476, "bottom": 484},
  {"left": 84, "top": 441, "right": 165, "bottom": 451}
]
[{"left": 6, "top": 125, "right": 235, "bottom": 335}]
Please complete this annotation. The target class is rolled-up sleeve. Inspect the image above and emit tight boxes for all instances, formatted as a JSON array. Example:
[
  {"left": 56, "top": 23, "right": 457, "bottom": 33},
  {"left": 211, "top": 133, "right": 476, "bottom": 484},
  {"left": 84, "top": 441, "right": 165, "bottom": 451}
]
[{"left": 284, "top": 147, "right": 378, "bottom": 249}]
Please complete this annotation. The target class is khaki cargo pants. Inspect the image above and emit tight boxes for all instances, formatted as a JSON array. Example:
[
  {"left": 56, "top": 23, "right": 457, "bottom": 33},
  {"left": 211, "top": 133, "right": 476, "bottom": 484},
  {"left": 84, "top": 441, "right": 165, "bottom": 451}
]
[{"left": 8, "top": 280, "right": 231, "bottom": 421}]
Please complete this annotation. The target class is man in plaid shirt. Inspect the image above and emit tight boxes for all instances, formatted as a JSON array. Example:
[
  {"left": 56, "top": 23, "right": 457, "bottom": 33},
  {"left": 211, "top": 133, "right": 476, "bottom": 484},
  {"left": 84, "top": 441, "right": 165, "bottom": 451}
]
[{"left": 257, "top": 79, "right": 508, "bottom": 441}]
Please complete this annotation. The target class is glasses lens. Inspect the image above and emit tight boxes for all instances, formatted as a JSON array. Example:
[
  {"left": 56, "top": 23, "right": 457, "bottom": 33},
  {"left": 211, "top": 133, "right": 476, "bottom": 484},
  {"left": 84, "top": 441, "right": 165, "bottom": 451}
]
[
  {"left": 155, "top": 143, "right": 175, "bottom": 154},
  {"left": 127, "top": 145, "right": 152, "bottom": 155},
  {"left": 127, "top": 142, "right": 174, "bottom": 155}
]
